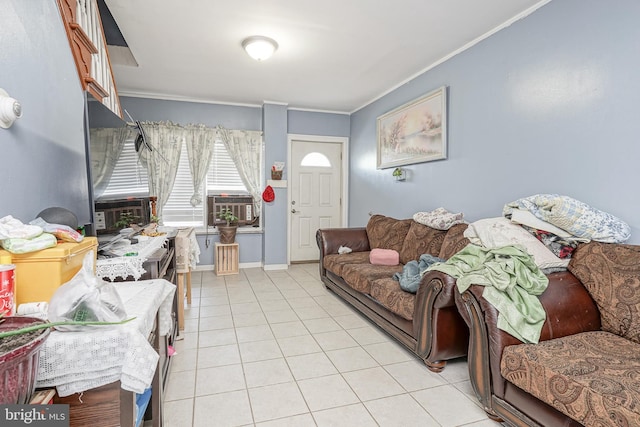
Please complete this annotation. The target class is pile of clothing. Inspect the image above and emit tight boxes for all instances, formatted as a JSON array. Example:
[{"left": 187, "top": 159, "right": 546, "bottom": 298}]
[
  {"left": 0, "top": 215, "right": 83, "bottom": 254},
  {"left": 426, "top": 194, "right": 631, "bottom": 344},
  {"left": 503, "top": 193, "right": 630, "bottom": 259}
]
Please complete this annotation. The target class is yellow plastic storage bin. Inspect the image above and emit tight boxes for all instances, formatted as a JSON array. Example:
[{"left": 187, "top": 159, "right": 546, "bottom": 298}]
[{"left": 0, "top": 237, "right": 98, "bottom": 305}]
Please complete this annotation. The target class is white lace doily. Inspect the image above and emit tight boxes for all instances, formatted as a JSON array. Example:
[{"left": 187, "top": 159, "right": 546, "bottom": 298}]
[
  {"left": 36, "top": 279, "right": 176, "bottom": 397},
  {"left": 96, "top": 234, "right": 169, "bottom": 281},
  {"left": 175, "top": 227, "right": 201, "bottom": 273}
]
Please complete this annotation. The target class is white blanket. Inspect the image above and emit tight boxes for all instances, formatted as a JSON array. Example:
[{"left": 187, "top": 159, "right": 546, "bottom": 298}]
[{"left": 464, "top": 217, "right": 569, "bottom": 270}]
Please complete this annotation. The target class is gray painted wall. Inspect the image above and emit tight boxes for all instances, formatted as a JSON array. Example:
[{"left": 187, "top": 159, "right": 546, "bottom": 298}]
[
  {"left": 350, "top": 0, "right": 640, "bottom": 244},
  {"left": 0, "top": 0, "right": 91, "bottom": 226}
]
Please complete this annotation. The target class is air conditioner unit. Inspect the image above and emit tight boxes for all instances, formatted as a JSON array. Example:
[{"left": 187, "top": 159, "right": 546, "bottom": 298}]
[
  {"left": 94, "top": 197, "right": 151, "bottom": 235},
  {"left": 207, "top": 195, "right": 255, "bottom": 227}
]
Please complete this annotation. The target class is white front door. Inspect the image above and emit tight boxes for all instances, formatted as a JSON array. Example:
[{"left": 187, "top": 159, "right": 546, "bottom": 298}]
[{"left": 290, "top": 139, "right": 344, "bottom": 262}]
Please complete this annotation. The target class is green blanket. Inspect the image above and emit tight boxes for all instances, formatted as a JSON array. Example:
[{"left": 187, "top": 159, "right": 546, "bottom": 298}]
[{"left": 427, "top": 244, "right": 548, "bottom": 343}]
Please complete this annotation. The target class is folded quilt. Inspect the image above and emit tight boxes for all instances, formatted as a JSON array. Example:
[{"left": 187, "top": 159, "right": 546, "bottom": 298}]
[
  {"left": 392, "top": 254, "right": 443, "bottom": 293},
  {"left": 413, "top": 207, "right": 465, "bottom": 230},
  {"left": 428, "top": 244, "right": 548, "bottom": 344},
  {"left": 503, "top": 194, "right": 630, "bottom": 243}
]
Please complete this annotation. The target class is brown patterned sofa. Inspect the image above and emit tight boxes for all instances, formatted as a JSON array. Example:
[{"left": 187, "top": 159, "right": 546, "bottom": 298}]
[
  {"left": 316, "top": 214, "right": 470, "bottom": 372},
  {"left": 455, "top": 241, "right": 640, "bottom": 427}
]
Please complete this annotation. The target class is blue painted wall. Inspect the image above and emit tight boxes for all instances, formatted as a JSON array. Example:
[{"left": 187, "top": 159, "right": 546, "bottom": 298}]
[
  {"left": 9, "top": 0, "right": 638, "bottom": 270},
  {"left": 288, "top": 110, "right": 350, "bottom": 137},
  {"left": 263, "top": 103, "right": 289, "bottom": 266},
  {"left": 0, "top": 0, "right": 91, "bottom": 226},
  {"left": 117, "top": 98, "right": 349, "bottom": 267},
  {"left": 350, "top": 0, "right": 640, "bottom": 243},
  {"left": 121, "top": 97, "right": 263, "bottom": 131}
]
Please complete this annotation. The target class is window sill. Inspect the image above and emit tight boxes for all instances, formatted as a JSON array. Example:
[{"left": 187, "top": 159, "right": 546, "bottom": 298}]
[
  {"left": 195, "top": 226, "right": 263, "bottom": 236},
  {"left": 266, "top": 179, "right": 287, "bottom": 188}
]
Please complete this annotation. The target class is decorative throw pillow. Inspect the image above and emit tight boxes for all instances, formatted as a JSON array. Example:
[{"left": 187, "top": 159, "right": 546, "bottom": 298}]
[
  {"left": 369, "top": 248, "right": 400, "bottom": 266},
  {"left": 438, "top": 223, "right": 470, "bottom": 260},
  {"left": 399, "top": 221, "right": 446, "bottom": 264},
  {"left": 413, "top": 207, "right": 465, "bottom": 230},
  {"left": 569, "top": 242, "right": 640, "bottom": 344},
  {"left": 366, "top": 215, "right": 412, "bottom": 252}
]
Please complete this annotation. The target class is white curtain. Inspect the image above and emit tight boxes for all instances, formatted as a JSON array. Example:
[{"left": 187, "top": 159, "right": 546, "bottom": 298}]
[
  {"left": 138, "top": 121, "right": 183, "bottom": 220},
  {"left": 217, "top": 126, "right": 264, "bottom": 216},
  {"left": 90, "top": 127, "right": 129, "bottom": 198},
  {"left": 185, "top": 124, "right": 215, "bottom": 207}
]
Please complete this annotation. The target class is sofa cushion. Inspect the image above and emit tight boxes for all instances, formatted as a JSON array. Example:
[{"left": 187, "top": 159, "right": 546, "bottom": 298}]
[
  {"left": 501, "top": 331, "right": 640, "bottom": 427},
  {"left": 366, "top": 215, "right": 412, "bottom": 252},
  {"left": 341, "top": 263, "right": 403, "bottom": 294},
  {"left": 370, "top": 278, "right": 415, "bottom": 321},
  {"left": 569, "top": 241, "right": 640, "bottom": 344},
  {"left": 398, "top": 221, "right": 446, "bottom": 264},
  {"left": 438, "top": 223, "right": 470, "bottom": 260},
  {"left": 323, "top": 252, "right": 371, "bottom": 276}
]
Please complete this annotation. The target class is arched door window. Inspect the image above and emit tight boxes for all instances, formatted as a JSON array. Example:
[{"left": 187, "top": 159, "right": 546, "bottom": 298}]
[{"left": 300, "top": 152, "right": 331, "bottom": 167}]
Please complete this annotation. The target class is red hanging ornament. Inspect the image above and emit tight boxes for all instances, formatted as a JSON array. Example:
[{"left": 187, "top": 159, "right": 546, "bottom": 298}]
[{"left": 262, "top": 185, "right": 275, "bottom": 202}]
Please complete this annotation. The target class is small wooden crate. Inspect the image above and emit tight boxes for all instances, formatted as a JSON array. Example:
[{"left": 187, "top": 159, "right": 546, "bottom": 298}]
[{"left": 215, "top": 243, "right": 239, "bottom": 276}]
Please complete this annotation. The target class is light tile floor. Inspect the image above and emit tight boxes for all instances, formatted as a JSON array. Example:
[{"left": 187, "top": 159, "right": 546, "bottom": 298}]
[{"left": 163, "top": 264, "right": 502, "bottom": 427}]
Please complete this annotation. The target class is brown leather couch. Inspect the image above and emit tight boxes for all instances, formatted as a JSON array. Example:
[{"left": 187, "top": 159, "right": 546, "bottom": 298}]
[
  {"left": 454, "top": 241, "right": 640, "bottom": 427},
  {"left": 316, "top": 214, "right": 470, "bottom": 372}
]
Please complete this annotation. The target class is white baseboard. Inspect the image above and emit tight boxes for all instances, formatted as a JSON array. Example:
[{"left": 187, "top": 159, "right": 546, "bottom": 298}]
[
  {"left": 263, "top": 264, "right": 289, "bottom": 271},
  {"left": 240, "top": 262, "right": 263, "bottom": 269},
  {"left": 194, "top": 262, "right": 263, "bottom": 271}
]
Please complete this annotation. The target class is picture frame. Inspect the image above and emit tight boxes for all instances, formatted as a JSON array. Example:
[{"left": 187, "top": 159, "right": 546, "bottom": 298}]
[{"left": 376, "top": 86, "right": 447, "bottom": 169}]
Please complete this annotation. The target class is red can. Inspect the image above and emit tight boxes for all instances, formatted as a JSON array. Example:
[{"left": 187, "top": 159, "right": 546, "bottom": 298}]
[{"left": 0, "top": 264, "right": 16, "bottom": 316}]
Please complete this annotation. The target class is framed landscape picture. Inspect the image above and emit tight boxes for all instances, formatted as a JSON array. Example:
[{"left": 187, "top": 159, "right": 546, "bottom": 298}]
[{"left": 376, "top": 86, "right": 447, "bottom": 169}]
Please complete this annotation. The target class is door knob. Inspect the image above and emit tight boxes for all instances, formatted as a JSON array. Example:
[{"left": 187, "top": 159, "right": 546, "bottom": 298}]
[{"left": 291, "top": 209, "right": 297, "bottom": 213}]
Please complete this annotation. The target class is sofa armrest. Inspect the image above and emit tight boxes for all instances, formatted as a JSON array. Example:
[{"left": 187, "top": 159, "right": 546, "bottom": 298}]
[
  {"left": 316, "top": 227, "right": 370, "bottom": 256},
  {"left": 316, "top": 228, "right": 369, "bottom": 276},
  {"left": 413, "top": 270, "right": 469, "bottom": 368},
  {"left": 418, "top": 270, "right": 459, "bottom": 309},
  {"left": 454, "top": 271, "right": 601, "bottom": 417}
]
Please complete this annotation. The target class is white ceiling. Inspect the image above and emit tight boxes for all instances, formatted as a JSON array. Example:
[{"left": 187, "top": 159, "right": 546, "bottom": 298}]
[{"left": 105, "top": 0, "right": 549, "bottom": 113}]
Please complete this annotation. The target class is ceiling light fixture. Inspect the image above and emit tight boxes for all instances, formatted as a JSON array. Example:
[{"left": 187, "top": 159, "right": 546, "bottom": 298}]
[{"left": 242, "top": 36, "right": 278, "bottom": 61}]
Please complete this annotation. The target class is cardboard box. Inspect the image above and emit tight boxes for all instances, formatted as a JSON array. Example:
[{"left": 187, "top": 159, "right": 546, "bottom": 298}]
[{"left": 0, "top": 237, "right": 98, "bottom": 305}]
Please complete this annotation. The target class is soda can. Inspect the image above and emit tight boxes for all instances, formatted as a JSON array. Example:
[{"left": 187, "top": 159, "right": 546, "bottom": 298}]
[{"left": 0, "top": 264, "right": 16, "bottom": 316}]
